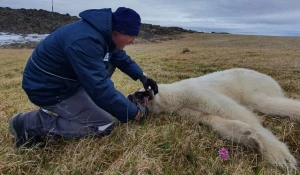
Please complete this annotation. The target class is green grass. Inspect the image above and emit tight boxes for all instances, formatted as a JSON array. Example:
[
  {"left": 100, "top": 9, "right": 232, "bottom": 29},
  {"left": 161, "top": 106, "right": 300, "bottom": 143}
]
[{"left": 0, "top": 33, "right": 300, "bottom": 174}]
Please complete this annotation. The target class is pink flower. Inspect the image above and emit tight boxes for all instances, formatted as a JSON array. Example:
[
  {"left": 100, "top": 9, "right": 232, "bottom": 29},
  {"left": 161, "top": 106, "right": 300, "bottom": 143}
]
[{"left": 219, "top": 147, "right": 229, "bottom": 160}]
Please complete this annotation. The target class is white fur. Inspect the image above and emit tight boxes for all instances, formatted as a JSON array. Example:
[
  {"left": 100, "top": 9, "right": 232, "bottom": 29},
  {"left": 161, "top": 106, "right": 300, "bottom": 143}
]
[{"left": 146, "top": 68, "right": 299, "bottom": 170}]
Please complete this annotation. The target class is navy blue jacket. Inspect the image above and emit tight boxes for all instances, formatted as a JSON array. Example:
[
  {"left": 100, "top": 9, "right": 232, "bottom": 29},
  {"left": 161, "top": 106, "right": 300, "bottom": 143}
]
[{"left": 22, "top": 8, "right": 143, "bottom": 122}]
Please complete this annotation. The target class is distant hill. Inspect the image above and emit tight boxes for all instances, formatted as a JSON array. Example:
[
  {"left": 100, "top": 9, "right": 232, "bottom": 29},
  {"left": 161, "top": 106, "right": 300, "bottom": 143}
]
[{"left": 0, "top": 7, "right": 198, "bottom": 42}]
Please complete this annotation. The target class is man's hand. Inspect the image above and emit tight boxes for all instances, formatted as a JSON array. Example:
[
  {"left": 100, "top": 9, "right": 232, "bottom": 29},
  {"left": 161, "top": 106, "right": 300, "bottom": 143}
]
[
  {"left": 139, "top": 75, "right": 158, "bottom": 95},
  {"left": 134, "top": 103, "right": 148, "bottom": 121}
]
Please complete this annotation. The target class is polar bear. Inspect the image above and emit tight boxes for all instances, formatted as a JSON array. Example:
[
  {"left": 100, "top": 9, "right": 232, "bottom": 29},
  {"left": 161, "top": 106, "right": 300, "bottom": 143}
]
[{"left": 128, "top": 68, "right": 299, "bottom": 171}]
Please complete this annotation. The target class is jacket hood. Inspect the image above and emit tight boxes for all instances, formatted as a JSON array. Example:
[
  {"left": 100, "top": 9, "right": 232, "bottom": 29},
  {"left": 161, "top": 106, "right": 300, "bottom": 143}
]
[{"left": 79, "top": 8, "right": 112, "bottom": 44}]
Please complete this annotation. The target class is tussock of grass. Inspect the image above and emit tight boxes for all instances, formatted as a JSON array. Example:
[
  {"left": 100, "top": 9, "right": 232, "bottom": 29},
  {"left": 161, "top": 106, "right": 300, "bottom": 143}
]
[{"left": 1, "top": 33, "right": 300, "bottom": 174}]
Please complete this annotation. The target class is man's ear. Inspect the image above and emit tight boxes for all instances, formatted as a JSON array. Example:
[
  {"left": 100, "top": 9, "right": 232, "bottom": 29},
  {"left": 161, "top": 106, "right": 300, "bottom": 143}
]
[
  {"left": 113, "top": 30, "right": 122, "bottom": 36},
  {"left": 112, "top": 30, "right": 117, "bottom": 36}
]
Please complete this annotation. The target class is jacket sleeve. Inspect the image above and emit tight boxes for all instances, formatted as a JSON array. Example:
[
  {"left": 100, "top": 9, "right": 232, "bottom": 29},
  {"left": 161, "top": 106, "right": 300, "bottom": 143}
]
[
  {"left": 65, "top": 38, "right": 138, "bottom": 122},
  {"left": 110, "top": 50, "right": 143, "bottom": 80}
]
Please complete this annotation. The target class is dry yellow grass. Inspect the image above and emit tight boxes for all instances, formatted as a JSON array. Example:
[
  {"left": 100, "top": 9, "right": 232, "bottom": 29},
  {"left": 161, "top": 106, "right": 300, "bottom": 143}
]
[{"left": 0, "top": 33, "right": 300, "bottom": 174}]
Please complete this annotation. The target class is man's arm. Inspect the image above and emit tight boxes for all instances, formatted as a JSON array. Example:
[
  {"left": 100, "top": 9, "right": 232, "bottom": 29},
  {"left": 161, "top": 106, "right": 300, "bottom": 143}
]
[
  {"left": 111, "top": 50, "right": 158, "bottom": 94},
  {"left": 110, "top": 50, "right": 143, "bottom": 80},
  {"left": 65, "top": 38, "right": 139, "bottom": 122}
]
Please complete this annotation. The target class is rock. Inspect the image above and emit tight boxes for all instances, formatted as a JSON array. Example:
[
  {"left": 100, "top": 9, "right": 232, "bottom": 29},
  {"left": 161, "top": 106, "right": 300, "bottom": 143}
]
[
  {"left": 0, "top": 7, "right": 201, "bottom": 48},
  {"left": 182, "top": 48, "right": 190, "bottom": 54}
]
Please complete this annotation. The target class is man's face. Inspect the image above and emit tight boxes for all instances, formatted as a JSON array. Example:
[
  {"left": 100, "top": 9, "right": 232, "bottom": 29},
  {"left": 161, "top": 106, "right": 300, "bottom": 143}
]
[{"left": 112, "top": 31, "right": 136, "bottom": 50}]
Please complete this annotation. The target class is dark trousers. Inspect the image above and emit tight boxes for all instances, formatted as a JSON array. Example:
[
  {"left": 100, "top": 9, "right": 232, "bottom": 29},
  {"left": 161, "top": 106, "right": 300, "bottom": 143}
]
[{"left": 22, "top": 88, "right": 115, "bottom": 140}]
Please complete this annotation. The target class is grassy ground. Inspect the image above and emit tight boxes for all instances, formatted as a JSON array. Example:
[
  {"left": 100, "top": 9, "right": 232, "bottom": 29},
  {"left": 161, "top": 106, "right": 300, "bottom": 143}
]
[{"left": 0, "top": 33, "right": 300, "bottom": 174}]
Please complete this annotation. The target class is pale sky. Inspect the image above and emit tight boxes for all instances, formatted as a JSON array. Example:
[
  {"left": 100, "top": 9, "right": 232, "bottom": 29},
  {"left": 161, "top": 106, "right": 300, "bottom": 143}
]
[{"left": 1, "top": 0, "right": 300, "bottom": 36}]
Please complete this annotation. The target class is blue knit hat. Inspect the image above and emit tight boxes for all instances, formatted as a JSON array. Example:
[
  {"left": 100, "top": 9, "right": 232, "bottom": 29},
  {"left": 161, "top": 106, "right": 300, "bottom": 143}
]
[{"left": 112, "top": 7, "right": 141, "bottom": 36}]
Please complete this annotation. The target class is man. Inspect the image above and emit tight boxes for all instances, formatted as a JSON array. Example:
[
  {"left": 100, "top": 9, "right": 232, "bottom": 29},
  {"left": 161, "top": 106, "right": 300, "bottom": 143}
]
[{"left": 9, "top": 7, "right": 158, "bottom": 149}]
